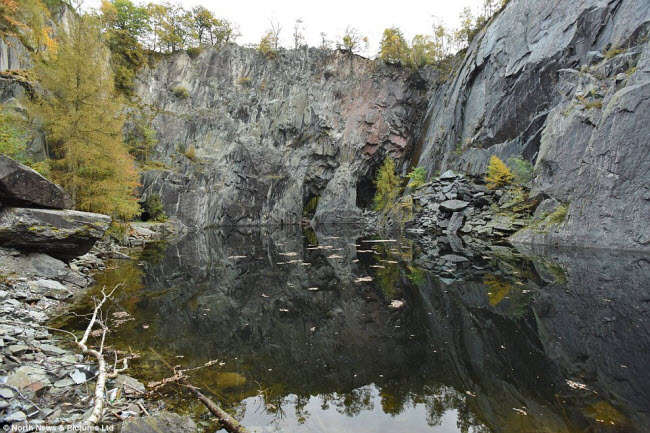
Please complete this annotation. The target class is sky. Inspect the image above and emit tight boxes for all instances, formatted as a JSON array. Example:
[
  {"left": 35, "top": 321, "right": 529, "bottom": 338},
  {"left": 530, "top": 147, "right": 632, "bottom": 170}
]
[{"left": 83, "top": 0, "right": 485, "bottom": 56}]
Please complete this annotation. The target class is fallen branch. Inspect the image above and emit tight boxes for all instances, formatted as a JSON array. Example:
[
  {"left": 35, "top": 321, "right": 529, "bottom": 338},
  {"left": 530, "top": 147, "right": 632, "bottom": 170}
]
[
  {"left": 151, "top": 348, "right": 249, "bottom": 433},
  {"left": 72, "top": 285, "right": 130, "bottom": 425}
]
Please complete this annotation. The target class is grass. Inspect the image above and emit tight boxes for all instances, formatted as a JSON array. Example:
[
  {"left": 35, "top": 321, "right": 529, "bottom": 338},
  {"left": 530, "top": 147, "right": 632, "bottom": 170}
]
[
  {"left": 604, "top": 46, "right": 624, "bottom": 60},
  {"left": 547, "top": 204, "right": 568, "bottom": 224},
  {"left": 172, "top": 86, "right": 190, "bottom": 99}
]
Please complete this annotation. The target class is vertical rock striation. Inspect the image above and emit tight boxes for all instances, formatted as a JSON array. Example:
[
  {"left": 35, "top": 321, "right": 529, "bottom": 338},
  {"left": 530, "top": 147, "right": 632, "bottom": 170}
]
[
  {"left": 136, "top": 46, "right": 432, "bottom": 228},
  {"left": 416, "top": 0, "right": 650, "bottom": 250}
]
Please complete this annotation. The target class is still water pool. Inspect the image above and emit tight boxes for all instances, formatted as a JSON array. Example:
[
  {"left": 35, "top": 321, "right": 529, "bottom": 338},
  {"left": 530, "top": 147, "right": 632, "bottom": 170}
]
[{"left": 69, "top": 226, "right": 650, "bottom": 433}]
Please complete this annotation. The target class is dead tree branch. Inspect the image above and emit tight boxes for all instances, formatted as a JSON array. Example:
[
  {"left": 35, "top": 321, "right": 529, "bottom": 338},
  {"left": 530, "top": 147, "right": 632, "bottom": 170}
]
[
  {"left": 71, "top": 285, "right": 129, "bottom": 426},
  {"left": 151, "top": 348, "right": 249, "bottom": 433}
]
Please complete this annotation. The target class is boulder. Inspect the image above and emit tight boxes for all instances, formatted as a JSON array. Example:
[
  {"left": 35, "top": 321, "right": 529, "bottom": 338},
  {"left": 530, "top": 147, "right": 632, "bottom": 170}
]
[
  {"left": 0, "top": 208, "right": 110, "bottom": 260},
  {"left": 440, "top": 200, "right": 470, "bottom": 212},
  {"left": 439, "top": 170, "right": 459, "bottom": 181},
  {"left": 121, "top": 412, "right": 198, "bottom": 433},
  {"left": 0, "top": 247, "right": 90, "bottom": 287},
  {"left": 446, "top": 212, "right": 465, "bottom": 235},
  {"left": 0, "top": 155, "right": 73, "bottom": 209}
]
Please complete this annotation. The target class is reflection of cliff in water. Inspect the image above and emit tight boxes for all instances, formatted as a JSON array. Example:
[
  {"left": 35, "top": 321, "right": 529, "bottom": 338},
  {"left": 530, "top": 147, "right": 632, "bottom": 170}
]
[{"left": 96, "top": 227, "right": 650, "bottom": 433}]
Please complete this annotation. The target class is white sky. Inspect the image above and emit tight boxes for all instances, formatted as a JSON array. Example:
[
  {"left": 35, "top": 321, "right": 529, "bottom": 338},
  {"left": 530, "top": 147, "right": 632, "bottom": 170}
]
[{"left": 83, "top": 0, "right": 485, "bottom": 56}]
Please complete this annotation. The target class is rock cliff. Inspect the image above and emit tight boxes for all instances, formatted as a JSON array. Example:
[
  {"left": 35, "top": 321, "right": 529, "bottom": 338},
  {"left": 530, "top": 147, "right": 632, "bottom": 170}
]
[
  {"left": 417, "top": 0, "right": 650, "bottom": 250},
  {"left": 136, "top": 45, "right": 432, "bottom": 227}
]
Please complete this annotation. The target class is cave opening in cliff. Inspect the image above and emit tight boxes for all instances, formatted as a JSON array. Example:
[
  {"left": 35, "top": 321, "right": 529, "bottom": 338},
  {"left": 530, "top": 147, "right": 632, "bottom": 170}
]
[{"left": 356, "top": 174, "right": 377, "bottom": 209}]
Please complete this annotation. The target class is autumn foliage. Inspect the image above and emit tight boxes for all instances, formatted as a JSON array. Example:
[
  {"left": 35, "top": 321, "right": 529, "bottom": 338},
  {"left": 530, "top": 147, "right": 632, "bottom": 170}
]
[{"left": 485, "top": 155, "right": 514, "bottom": 189}]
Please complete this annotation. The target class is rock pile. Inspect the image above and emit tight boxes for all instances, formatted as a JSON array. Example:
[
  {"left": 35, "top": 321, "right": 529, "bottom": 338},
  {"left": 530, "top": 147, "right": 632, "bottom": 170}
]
[
  {"left": 0, "top": 261, "right": 153, "bottom": 427},
  {"left": 406, "top": 171, "right": 533, "bottom": 239}
]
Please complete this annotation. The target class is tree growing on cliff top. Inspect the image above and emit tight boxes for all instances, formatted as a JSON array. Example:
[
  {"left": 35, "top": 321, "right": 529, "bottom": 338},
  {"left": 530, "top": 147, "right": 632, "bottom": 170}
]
[
  {"left": 338, "top": 26, "right": 368, "bottom": 54},
  {"left": 379, "top": 27, "right": 409, "bottom": 65},
  {"left": 373, "top": 156, "right": 401, "bottom": 211},
  {"left": 28, "top": 16, "right": 140, "bottom": 221}
]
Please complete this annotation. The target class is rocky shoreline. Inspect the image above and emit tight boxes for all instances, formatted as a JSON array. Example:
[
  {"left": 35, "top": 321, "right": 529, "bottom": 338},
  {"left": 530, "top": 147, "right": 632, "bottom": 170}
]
[
  {"left": 0, "top": 222, "right": 194, "bottom": 432},
  {"left": 0, "top": 157, "right": 194, "bottom": 431}
]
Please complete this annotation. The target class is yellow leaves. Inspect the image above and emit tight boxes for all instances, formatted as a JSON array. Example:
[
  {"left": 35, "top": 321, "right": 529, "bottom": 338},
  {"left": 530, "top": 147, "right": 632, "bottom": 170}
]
[
  {"left": 483, "top": 274, "right": 513, "bottom": 306},
  {"left": 485, "top": 155, "right": 514, "bottom": 189},
  {"left": 373, "top": 156, "right": 401, "bottom": 211},
  {"left": 28, "top": 16, "right": 140, "bottom": 221}
]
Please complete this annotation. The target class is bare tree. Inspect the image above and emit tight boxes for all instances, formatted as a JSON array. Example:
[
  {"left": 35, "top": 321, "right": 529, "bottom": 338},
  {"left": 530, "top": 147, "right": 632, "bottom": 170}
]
[
  {"left": 319, "top": 32, "right": 332, "bottom": 50},
  {"left": 269, "top": 18, "right": 282, "bottom": 50},
  {"left": 293, "top": 18, "right": 305, "bottom": 49},
  {"left": 338, "top": 26, "right": 368, "bottom": 54}
]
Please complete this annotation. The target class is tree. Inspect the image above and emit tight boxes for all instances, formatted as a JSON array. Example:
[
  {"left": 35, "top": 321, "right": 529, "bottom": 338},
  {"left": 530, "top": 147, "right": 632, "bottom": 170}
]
[
  {"left": 338, "top": 26, "right": 367, "bottom": 54},
  {"left": 100, "top": 0, "right": 150, "bottom": 95},
  {"left": 485, "top": 155, "right": 513, "bottom": 189},
  {"left": 379, "top": 27, "right": 409, "bottom": 65},
  {"left": 268, "top": 18, "right": 282, "bottom": 50},
  {"left": 319, "top": 32, "right": 332, "bottom": 50},
  {"left": 101, "top": 0, "right": 149, "bottom": 41},
  {"left": 28, "top": 16, "right": 140, "bottom": 220},
  {"left": 292, "top": 18, "right": 304, "bottom": 49},
  {"left": 208, "top": 17, "right": 237, "bottom": 47},
  {"left": 189, "top": 5, "right": 214, "bottom": 45},
  {"left": 373, "top": 156, "right": 401, "bottom": 211},
  {"left": 409, "top": 35, "right": 432, "bottom": 66},
  {"left": 258, "top": 30, "right": 277, "bottom": 58},
  {"left": 454, "top": 7, "right": 475, "bottom": 48},
  {"left": 407, "top": 167, "right": 427, "bottom": 188},
  {"left": 1, "top": 0, "right": 56, "bottom": 54}
]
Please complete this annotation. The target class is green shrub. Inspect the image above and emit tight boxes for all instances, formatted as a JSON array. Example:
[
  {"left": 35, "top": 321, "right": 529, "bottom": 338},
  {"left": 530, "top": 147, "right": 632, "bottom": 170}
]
[
  {"left": 507, "top": 156, "right": 533, "bottom": 186},
  {"left": 186, "top": 46, "right": 203, "bottom": 59},
  {"left": 172, "top": 86, "right": 190, "bottom": 99},
  {"left": 0, "top": 112, "right": 29, "bottom": 162},
  {"left": 547, "top": 204, "right": 568, "bottom": 224},
  {"left": 143, "top": 193, "right": 167, "bottom": 222},
  {"left": 406, "top": 167, "right": 427, "bottom": 188}
]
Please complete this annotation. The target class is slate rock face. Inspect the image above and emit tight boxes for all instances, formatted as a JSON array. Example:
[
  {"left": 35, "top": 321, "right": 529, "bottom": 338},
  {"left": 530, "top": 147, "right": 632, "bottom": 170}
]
[
  {"left": 0, "top": 155, "right": 73, "bottom": 210},
  {"left": 416, "top": 0, "right": 650, "bottom": 250},
  {"left": 0, "top": 208, "right": 111, "bottom": 260},
  {"left": 136, "top": 46, "right": 432, "bottom": 228}
]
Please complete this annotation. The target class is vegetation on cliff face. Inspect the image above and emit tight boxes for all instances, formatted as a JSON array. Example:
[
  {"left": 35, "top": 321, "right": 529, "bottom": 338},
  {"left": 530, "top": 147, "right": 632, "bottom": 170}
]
[
  {"left": 27, "top": 15, "right": 140, "bottom": 220},
  {"left": 0, "top": 0, "right": 58, "bottom": 54},
  {"left": 373, "top": 156, "right": 401, "bottom": 212}
]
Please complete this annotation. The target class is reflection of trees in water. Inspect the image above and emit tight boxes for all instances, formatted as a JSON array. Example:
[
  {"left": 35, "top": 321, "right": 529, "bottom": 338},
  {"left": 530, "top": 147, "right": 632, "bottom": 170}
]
[
  {"left": 243, "top": 379, "right": 490, "bottom": 431},
  {"left": 371, "top": 239, "right": 415, "bottom": 300}
]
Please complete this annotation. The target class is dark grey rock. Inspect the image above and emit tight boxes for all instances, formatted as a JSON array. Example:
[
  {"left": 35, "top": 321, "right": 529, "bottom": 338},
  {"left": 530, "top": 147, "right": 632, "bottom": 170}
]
[
  {"left": 440, "top": 200, "right": 470, "bottom": 212},
  {"left": 446, "top": 212, "right": 465, "bottom": 235},
  {"left": 414, "top": 0, "right": 650, "bottom": 250},
  {"left": 0, "top": 155, "right": 73, "bottom": 209},
  {"left": 439, "top": 170, "right": 459, "bottom": 180},
  {"left": 136, "top": 46, "right": 432, "bottom": 229},
  {"left": 440, "top": 254, "right": 469, "bottom": 263},
  {"left": 0, "top": 208, "right": 110, "bottom": 261}
]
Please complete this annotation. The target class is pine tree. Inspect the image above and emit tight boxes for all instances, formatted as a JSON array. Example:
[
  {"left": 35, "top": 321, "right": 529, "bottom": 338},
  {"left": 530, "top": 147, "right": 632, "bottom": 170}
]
[
  {"left": 373, "top": 156, "right": 401, "bottom": 211},
  {"left": 28, "top": 16, "right": 140, "bottom": 221}
]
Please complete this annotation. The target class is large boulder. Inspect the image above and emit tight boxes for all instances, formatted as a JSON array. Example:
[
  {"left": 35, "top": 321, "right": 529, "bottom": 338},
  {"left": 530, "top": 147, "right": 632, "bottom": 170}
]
[
  {"left": 0, "top": 208, "right": 110, "bottom": 260},
  {"left": 0, "top": 155, "right": 73, "bottom": 209}
]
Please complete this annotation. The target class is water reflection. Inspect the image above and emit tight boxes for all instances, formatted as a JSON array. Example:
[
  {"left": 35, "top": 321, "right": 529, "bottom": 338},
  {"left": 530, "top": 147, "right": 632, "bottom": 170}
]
[{"left": 85, "top": 226, "right": 650, "bottom": 433}]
